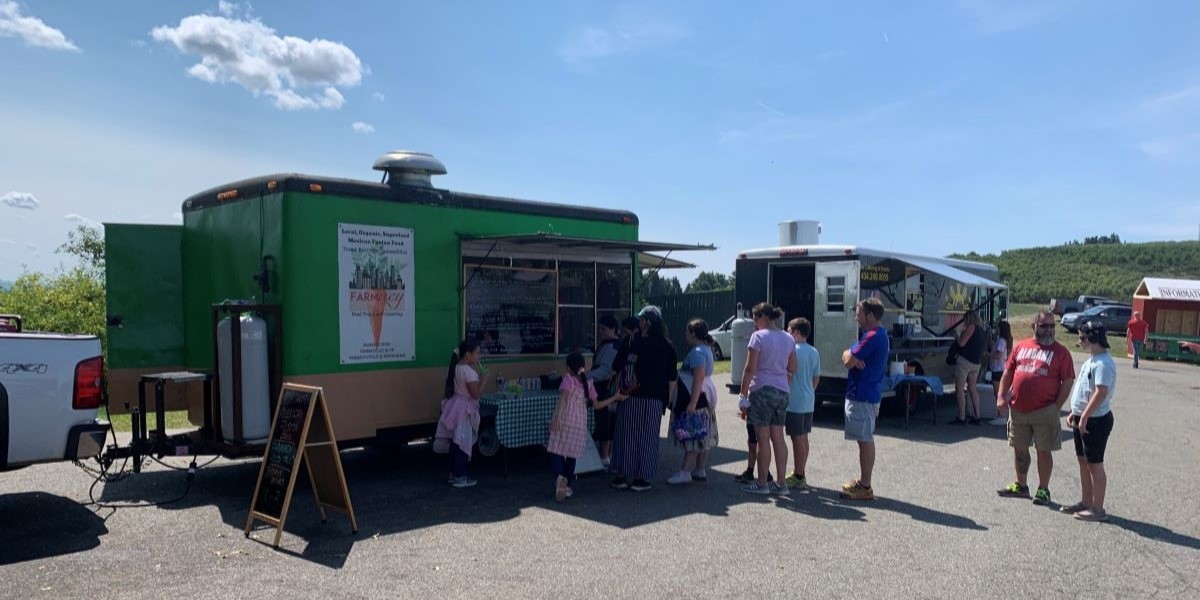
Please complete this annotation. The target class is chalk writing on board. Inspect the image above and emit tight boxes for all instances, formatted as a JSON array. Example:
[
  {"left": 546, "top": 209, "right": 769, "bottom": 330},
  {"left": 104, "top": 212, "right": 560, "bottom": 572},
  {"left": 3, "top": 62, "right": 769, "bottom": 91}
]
[
  {"left": 464, "top": 267, "right": 555, "bottom": 355},
  {"left": 253, "top": 388, "right": 313, "bottom": 519}
]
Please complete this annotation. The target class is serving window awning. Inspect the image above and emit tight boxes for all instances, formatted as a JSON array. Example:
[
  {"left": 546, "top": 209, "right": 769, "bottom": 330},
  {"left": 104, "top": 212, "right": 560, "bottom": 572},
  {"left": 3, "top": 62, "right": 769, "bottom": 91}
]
[
  {"left": 638, "top": 252, "right": 695, "bottom": 270},
  {"left": 903, "top": 257, "right": 1006, "bottom": 289},
  {"left": 459, "top": 232, "right": 715, "bottom": 254}
]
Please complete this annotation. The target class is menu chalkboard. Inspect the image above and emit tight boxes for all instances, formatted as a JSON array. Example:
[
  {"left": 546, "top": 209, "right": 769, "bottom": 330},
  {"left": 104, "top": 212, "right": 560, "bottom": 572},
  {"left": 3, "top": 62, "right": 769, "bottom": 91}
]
[
  {"left": 246, "top": 384, "right": 357, "bottom": 547},
  {"left": 464, "top": 267, "right": 556, "bottom": 354},
  {"left": 253, "top": 388, "right": 313, "bottom": 520}
]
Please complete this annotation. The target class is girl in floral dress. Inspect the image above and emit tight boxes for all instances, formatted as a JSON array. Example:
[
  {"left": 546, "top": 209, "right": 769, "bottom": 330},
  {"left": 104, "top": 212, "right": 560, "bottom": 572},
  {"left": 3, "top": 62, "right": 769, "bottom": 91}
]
[{"left": 548, "top": 351, "right": 598, "bottom": 501}]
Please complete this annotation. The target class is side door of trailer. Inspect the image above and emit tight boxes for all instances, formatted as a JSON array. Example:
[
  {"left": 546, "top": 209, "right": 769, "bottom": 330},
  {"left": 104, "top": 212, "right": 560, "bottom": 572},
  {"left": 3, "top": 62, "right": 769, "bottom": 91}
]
[
  {"left": 104, "top": 224, "right": 187, "bottom": 412},
  {"left": 813, "top": 261, "right": 860, "bottom": 378}
]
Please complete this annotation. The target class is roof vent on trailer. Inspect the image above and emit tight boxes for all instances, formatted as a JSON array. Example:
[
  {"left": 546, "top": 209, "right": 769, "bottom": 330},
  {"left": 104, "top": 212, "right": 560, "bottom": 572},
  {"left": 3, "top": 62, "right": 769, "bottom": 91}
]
[{"left": 372, "top": 150, "right": 447, "bottom": 188}]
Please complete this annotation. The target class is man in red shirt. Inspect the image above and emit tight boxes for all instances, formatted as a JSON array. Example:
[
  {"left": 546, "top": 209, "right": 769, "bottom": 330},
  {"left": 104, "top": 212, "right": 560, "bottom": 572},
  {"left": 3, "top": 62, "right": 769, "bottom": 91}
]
[
  {"left": 1126, "top": 311, "right": 1150, "bottom": 369},
  {"left": 995, "top": 310, "right": 1076, "bottom": 506}
]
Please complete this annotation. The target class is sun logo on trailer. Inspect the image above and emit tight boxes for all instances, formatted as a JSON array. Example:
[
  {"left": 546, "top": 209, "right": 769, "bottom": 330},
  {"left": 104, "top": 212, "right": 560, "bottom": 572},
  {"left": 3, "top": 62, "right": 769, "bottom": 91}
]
[{"left": 946, "top": 283, "right": 972, "bottom": 311}]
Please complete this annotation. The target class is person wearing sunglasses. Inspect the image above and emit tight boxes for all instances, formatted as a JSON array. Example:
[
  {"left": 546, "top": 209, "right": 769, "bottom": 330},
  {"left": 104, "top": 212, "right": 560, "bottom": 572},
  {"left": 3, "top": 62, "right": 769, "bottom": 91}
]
[{"left": 995, "top": 311, "right": 1076, "bottom": 506}]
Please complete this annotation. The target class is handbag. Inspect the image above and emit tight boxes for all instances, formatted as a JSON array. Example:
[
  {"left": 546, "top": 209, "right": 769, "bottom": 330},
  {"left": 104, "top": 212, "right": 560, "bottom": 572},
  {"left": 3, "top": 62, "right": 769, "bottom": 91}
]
[
  {"left": 671, "top": 411, "right": 709, "bottom": 443},
  {"left": 946, "top": 341, "right": 959, "bottom": 366}
]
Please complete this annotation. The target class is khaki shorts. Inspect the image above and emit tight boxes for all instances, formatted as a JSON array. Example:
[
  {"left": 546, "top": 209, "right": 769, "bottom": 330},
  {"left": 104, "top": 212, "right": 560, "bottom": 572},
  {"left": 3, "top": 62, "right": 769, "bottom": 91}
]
[
  {"left": 954, "top": 359, "right": 980, "bottom": 385},
  {"left": 1008, "top": 403, "right": 1062, "bottom": 451}
]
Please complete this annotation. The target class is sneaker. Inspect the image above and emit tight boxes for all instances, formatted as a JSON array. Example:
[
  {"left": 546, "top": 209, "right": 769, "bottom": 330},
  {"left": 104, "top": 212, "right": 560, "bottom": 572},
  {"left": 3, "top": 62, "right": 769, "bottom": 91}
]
[
  {"left": 841, "top": 479, "right": 858, "bottom": 491},
  {"left": 1059, "top": 502, "right": 1089, "bottom": 514},
  {"left": 610, "top": 476, "right": 629, "bottom": 490},
  {"left": 666, "top": 471, "right": 693, "bottom": 485},
  {"left": 948, "top": 418, "right": 967, "bottom": 426},
  {"left": 741, "top": 481, "right": 772, "bottom": 495},
  {"left": 1032, "top": 487, "right": 1052, "bottom": 505},
  {"left": 451, "top": 476, "right": 477, "bottom": 488},
  {"left": 997, "top": 482, "right": 1030, "bottom": 498},
  {"left": 784, "top": 473, "right": 809, "bottom": 490},
  {"left": 629, "top": 479, "right": 652, "bottom": 492},
  {"left": 735, "top": 469, "right": 755, "bottom": 483},
  {"left": 988, "top": 417, "right": 1008, "bottom": 426},
  {"left": 769, "top": 482, "right": 791, "bottom": 496},
  {"left": 691, "top": 468, "right": 708, "bottom": 482},
  {"left": 601, "top": 457, "right": 611, "bottom": 470},
  {"left": 554, "top": 475, "right": 569, "bottom": 502},
  {"left": 1074, "top": 508, "right": 1109, "bottom": 522},
  {"left": 969, "top": 417, "right": 982, "bottom": 426},
  {"left": 840, "top": 481, "right": 875, "bottom": 500},
  {"left": 565, "top": 487, "right": 574, "bottom": 498}
]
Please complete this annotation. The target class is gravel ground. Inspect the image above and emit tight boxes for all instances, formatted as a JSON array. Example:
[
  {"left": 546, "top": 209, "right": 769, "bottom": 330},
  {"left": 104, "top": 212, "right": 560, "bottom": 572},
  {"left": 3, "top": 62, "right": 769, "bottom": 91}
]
[{"left": 2, "top": 351, "right": 1198, "bottom": 600}]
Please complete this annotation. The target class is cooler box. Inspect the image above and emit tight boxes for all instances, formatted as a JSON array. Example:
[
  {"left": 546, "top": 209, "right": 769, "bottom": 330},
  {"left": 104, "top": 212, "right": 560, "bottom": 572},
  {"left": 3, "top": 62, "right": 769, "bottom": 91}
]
[{"left": 975, "top": 384, "right": 997, "bottom": 419}]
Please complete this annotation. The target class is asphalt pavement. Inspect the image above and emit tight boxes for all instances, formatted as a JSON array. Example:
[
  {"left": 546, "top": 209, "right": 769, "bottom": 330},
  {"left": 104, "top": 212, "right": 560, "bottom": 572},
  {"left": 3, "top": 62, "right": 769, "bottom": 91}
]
[{"left": 2, "top": 351, "right": 1198, "bottom": 600}]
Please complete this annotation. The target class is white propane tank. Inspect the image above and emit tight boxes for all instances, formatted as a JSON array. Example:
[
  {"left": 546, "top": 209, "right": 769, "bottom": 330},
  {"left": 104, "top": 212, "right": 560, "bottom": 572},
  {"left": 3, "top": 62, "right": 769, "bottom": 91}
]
[
  {"left": 730, "top": 305, "right": 757, "bottom": 387},
  {"left": 217, "top": 312, "right": 271, "bottom": 443}
]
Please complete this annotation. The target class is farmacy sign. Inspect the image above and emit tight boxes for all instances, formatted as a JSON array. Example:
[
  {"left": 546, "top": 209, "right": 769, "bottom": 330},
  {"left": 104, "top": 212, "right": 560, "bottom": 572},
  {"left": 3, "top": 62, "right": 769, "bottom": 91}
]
[{"left": 337, "top": 223, "right": 416, "bottom": 364}]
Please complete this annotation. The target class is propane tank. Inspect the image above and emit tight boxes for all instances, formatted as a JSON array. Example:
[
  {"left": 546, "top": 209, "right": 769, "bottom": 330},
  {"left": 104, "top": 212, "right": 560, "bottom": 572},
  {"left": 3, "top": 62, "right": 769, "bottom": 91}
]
[
  {"left": 730, "top": 303, "right": 757, "bottom": 387},
  {"left": 217, "top": 312, "right": 271, "bottom": 443}
]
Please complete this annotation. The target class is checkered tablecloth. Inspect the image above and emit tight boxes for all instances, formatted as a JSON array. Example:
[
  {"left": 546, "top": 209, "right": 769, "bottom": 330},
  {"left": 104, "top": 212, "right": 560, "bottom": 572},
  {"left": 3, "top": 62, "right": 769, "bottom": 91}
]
[{"left": 480, "top": 392, "right": 595, "bottom": 449}]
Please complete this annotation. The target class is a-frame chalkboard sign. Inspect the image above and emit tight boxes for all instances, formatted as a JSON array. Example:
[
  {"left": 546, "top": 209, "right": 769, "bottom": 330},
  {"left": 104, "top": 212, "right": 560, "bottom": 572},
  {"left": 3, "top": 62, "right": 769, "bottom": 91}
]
[{"left": 245, "top": 383, "right": 357, "bottom": 547}]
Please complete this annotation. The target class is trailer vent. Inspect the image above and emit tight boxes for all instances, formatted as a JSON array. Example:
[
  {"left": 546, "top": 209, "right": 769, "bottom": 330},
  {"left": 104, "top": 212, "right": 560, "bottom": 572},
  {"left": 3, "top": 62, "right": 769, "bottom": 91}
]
[
  {"left": 372, "top": 150, "right": 447, "bottom": 188},
  {"left": 779, "top": 220, "right": 820, "bottom": 246}
]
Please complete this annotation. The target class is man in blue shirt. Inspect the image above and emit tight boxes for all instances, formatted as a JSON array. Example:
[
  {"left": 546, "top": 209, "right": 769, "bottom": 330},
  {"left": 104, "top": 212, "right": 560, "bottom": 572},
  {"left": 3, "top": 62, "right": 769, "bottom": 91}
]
[{"left": 840, "top": 297, "right": 890, "bottom": 500}]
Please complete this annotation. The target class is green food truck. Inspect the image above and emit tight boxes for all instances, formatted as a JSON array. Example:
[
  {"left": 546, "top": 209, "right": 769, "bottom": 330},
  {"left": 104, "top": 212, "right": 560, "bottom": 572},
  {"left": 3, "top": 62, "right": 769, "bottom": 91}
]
[{"left": 104, "top": 151, "right": 710, "bottom": 460}]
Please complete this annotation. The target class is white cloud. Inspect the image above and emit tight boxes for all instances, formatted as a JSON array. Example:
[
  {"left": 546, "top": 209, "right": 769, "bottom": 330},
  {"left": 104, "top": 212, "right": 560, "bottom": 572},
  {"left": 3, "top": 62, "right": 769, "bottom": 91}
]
[
  {"left": 63, "top": 213, "right": 100, "bottom": 228},
  {"left": 372, "top": 92, "right": 385, "bottom": 102},
  {"left": 1, "top": 239, "right": 14, "bottom": 246},
  {"left": 217, "top": 1, "right": 236, "bottom": 17},
  {"left": 25, "top": 242, "right": 38, "bottom": 251},
  {"left": 559, "top": 18, "right": 689, "bottom": 67},
  {"left": 351, "top": 121, "right": 375, "bottom": 134},
  {"left": 0, "top": 0, "right": 79, "bottom": 51},
  {"left": 150, "top": 12, "right": 364, "bottom": 111},
  {"left": 1, "top": 190, "right": 39, "bottom": 210}
]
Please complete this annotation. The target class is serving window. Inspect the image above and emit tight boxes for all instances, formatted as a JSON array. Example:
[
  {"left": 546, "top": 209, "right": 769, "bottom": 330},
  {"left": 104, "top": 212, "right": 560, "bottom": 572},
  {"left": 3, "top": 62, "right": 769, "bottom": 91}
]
[{"left": 463, "top": 261, "right": 632, "bottom": 356}]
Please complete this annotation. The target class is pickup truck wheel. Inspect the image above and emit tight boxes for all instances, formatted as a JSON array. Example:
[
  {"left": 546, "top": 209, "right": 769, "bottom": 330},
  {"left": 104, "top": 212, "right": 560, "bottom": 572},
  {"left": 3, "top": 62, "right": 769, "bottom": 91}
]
[{"left": 711, "top": 342, "right": 725, "bottom": 361}]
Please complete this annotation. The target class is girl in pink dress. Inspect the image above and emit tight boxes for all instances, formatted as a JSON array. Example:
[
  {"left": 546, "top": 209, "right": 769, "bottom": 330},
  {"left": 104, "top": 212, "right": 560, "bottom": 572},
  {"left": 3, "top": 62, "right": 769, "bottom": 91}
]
[
  {"left": 435, "top": 339, "right": 490, "bottom": 488},
  {"left": 547, "top": 351, "right": 599, "bottom": 501}
]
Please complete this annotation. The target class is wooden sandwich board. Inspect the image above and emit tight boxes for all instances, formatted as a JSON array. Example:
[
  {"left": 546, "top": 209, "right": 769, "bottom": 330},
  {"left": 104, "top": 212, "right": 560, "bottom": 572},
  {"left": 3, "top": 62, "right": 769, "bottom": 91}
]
[{"left": 245, "top": 383, "right": 357, "bottom": 547}]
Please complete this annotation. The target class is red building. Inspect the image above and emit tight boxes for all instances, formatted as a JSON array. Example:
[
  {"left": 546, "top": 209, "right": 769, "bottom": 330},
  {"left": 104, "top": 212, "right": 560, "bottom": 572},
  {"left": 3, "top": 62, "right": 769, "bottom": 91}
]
[{"left": 1132, "top": 278, "right": 1200, "bottom": 356}]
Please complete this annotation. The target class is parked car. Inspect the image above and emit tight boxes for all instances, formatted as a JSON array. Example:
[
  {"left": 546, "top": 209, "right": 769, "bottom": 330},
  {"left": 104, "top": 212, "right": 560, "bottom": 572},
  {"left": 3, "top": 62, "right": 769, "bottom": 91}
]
[
  {"left": 1060, "top": 304, "right": 1132, "bottom": 334},
  {"left": 1049, "top": 295, "right": 1129, "bottom": 316},
  {"left": 709, "top": 315, "right": 734, "bottom": 360},
  {"left": 1, "top": 318, "right": 108, "bottom": 473}
]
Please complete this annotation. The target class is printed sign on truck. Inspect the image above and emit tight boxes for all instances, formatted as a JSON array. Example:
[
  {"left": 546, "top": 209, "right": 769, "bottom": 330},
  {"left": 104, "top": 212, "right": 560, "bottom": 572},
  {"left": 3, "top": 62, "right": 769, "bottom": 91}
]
[{"left": 337, "top": 223, "right": 415, "bottom": 363}]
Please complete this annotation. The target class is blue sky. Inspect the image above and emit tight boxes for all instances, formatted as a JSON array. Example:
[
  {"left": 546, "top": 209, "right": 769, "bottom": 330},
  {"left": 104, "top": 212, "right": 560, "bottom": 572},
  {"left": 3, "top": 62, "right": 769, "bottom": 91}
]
[{"left": 2, "top": 0, "right": 1200, "bottom": 284}]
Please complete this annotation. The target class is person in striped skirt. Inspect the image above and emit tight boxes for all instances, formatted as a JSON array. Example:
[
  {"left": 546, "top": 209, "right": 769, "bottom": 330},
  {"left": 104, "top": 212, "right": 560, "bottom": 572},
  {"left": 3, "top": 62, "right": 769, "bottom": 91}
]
[{"left": 610, "top": 305, "right": 678, "bottom": 492}]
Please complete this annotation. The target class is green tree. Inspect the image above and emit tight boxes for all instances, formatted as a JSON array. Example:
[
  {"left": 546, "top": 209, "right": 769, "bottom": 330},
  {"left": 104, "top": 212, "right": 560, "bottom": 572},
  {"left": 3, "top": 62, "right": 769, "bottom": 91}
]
[
  {"left": 0, "top": 225, "right": 106, "bottom": 346},
  {"left": 685, "top": 271, "right": 733, "bottom": 293},
  {"left": 641, "top": 270, "right": 682, "bottom": 297}
]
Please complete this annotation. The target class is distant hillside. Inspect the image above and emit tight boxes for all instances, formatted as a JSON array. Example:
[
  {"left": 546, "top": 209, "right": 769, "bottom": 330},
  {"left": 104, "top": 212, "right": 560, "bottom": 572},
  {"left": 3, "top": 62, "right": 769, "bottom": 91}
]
[{"left": 954, "top": 241, "right": 1200, "bottom": 303}]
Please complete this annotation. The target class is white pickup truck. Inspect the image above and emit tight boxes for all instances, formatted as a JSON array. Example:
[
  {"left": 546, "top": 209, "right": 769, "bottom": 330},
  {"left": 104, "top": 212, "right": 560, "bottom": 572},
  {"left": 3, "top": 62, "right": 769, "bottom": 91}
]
[{"left": 0, "top": 314, "right": 109, "bottom": 472}]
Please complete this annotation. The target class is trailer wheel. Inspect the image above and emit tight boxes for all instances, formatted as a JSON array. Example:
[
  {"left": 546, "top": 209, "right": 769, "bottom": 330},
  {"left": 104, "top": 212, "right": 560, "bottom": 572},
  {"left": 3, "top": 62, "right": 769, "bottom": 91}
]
[{"left": 476, "top": 421, "right": 501, "bottom": 458}]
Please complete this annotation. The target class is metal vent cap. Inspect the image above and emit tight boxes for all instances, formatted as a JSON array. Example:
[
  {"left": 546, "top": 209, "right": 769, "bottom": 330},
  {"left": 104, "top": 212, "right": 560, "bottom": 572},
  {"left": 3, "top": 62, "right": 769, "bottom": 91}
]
[{"left": 372, "top": 150, "right": 447, "bottom": 187}]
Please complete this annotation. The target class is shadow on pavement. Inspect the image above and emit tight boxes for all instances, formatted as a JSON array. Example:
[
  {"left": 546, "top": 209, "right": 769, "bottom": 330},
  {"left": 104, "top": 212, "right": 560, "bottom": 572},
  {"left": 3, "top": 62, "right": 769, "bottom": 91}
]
[
  {"left": 81, "top": 433, "right": 988, "bottom": 569},
  {"left": 1106, "top": 516, "right": 1200, "bottom": 551},
  {"left": 0, "top": 492, "right": 108, "bottom": 565}
]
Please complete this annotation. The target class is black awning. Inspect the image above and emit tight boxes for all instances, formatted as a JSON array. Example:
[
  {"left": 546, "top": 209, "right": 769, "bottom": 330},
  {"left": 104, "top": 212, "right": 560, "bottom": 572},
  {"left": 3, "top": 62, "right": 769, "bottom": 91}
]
[{"left": 459, "top": 232, "right": 715, "bottom": 254}]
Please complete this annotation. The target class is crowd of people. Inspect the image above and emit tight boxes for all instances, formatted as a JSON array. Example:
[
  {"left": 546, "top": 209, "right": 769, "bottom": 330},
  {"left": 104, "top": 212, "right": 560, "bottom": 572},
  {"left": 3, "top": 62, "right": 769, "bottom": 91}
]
[{"left": 432, "top": 300, "right": 1121, "bottom": 521}]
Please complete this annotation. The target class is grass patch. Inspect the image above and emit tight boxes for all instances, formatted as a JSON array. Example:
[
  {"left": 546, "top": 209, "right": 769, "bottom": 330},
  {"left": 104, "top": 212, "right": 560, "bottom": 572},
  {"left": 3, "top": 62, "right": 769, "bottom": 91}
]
[
  {"left": 99, "top": 406, "right": 193, "bottom": 433},
  {"left": 713, "top": 360, "right": 732, "bottom": 375}
]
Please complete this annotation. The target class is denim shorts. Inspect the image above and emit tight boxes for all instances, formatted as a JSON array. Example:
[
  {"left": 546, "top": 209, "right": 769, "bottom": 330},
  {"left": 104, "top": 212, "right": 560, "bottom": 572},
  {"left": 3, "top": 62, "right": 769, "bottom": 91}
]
[
  {"left": 747, "top": 386, "right": 789, "bottom": 427},
  {"left": 844, "top": 399, "right": 880, "bottom": 442}
]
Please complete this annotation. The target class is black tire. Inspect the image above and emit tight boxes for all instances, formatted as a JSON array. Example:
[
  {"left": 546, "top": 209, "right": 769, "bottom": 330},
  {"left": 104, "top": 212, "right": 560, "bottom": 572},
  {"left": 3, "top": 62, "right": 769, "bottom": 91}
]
[
  {"left": 476, "top": 420, "right": 501, "bottom": 458},
  {"left": 711, "top": 342, "right": 725, "bottom": 361}
]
